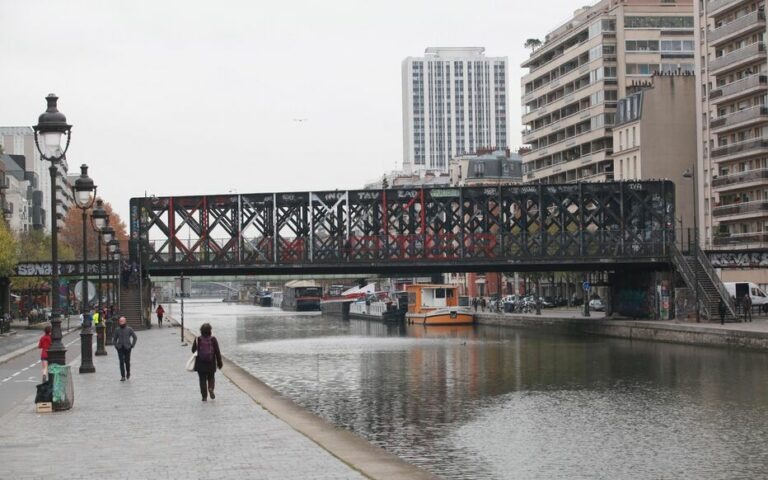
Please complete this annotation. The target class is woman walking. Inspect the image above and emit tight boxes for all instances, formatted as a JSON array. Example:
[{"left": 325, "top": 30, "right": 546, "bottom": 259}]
[
  {"left": 38, "top": 325, "right": 52, "bottom": 381},
  {"left": 192, "top": 323, "right": 223, "bottom": 401}
]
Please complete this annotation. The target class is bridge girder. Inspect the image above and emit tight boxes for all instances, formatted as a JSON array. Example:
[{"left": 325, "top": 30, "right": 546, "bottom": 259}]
[{"left": 131, "top": 181, "right": 675, "bottom": 276}]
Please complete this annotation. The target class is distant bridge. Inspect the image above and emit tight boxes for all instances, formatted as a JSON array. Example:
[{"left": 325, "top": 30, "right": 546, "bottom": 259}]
[{"left": 130, "top": 181, "right": 675, "bottom": 276}]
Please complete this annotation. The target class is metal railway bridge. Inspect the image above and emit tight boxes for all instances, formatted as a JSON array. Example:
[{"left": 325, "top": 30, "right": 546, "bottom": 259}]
[{"left": 129, "top": 181, "right": 675, "bottom": 277}]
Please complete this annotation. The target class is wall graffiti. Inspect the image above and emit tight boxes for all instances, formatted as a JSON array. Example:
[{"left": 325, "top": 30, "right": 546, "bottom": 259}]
[{"left": 709, "top": 252, "right": 768, "bottom": 268}]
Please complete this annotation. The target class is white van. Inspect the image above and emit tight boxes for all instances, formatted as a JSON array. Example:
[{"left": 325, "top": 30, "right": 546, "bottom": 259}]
[{"left": 723, "top": 282, "right": 768, "bottom": 311}]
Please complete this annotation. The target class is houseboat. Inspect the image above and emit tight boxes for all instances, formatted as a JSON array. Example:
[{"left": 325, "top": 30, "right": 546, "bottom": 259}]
[
  {"left": 405, "top": 284, "right": 474, "bottom": 325},
  {"left": 282, "top": 280, "right": 322, "bottom": 311},
  {"left": 253, "top": 290, "right": 273, "bottom": 307},
  {"left": 349, "top": 291, "right": 409, "bottom": 323}
]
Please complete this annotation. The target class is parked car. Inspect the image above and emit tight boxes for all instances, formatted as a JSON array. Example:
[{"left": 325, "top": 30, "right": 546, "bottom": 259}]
[{"left": 589, "top": 298, "right": 606, "bottom": 312}]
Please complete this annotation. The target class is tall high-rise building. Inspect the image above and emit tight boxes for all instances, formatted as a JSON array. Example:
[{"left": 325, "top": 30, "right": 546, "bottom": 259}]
[
  {"left": 696, "top": 0, "right": 768, "bottom": 284},
  {"left": 696, "top": 2, "right": 767, "bottom": 241},
  {"left": 521, "top": 0, "right": 694, "bottom": 184},
  {"left": 402, "top": 47, "right": 508, "bottom": 174}
]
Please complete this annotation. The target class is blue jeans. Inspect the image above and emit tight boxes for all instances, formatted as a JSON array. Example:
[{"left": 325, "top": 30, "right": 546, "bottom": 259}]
[{"left": 117, "top": 347, "right": 132, "bottom": 378}]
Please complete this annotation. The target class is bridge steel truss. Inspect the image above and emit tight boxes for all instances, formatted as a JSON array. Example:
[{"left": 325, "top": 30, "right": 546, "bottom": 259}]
[{"left": 130, "top": 181, "right": 675, "bottom": 276}]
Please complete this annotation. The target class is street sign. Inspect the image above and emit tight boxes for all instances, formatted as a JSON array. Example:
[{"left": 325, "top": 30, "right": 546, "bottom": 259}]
[{"left": 583, "top": 281, "right": 590, "bottom": 291}]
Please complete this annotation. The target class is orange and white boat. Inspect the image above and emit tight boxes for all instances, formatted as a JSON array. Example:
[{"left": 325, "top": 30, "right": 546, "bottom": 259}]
[{"left": 405, "top": 284, "right": 474, "bottom": 326}]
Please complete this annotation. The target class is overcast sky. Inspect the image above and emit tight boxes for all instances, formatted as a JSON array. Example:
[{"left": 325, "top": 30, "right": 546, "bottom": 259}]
[{"left": 0, "top": 0, "right": 583, "bottom": 219}]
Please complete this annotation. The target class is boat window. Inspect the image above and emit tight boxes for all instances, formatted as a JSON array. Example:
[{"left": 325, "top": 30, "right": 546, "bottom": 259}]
[
  {"left": 436, "top": 289, "right": 446, "bottom": 299},
  {"left": 408, "top": 292, "right": 416, "bottom": 305}
]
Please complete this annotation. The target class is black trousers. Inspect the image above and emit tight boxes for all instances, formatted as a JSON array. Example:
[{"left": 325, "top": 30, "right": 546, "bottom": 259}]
[
  {"left": 117, "top": 347, "right": 132, "bottom": 378},
  {"left": 197, "top": 371, "right": 215, "bottom": 399}
]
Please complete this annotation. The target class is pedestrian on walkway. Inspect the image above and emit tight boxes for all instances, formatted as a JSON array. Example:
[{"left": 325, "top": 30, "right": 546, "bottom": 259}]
[
  {"left": 192, "top": 323, "right": 222, "bottom": 402},
  {"left": 472, "top": 297, "right": 478, "bottom": 312},
  {"left": 38, "top": 325, "right": 51, "bottom": 380},
  {"left": 113, "top": 316, "right": 137, "bottom": 381},
  {"left": 155, "top": 304, "right": 165, "bottom": 328},
  {"left": 718, "top": 298, "right": 727, "bottom": 325},
  {"left": 480, "top": 297, "right": 486, "bottom": 312},
  {"left": 743, "top": 294, "right": 753, "bottom": 323}
]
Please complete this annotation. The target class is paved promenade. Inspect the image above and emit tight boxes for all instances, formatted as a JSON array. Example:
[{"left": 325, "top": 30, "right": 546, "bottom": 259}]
[{"left": 0, "top": 326, "right": 365, "bottom": 480}]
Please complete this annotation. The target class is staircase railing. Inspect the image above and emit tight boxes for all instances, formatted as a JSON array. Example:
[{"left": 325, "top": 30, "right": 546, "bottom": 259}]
[
  {"left": 695, "top": 244, "right": 737, "bottom": 317},
  {"left": 670, "top": 243, "right": 711, "bottom": 319}
]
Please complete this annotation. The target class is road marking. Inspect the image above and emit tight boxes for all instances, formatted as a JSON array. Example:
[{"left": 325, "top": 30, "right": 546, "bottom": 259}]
[{"left": 0, "top": 338, "right": 80, "bottom": 386}]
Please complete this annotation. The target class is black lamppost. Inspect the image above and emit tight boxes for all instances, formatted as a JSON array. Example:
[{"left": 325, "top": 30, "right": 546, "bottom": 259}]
[
  {"left": 32, "top": 94, "right": 72, "bottom": 366},
  {"left": 111, "top": 245, "right": 122, "bottom": 313},
  {"left": 91, "top": 199, "right": 108, "bottom": 356},
  {"left": 73, "top": 164, "right": 97, "bottom": 373},
  {"left": 102, "top": 223, "right": 116, "bottom": 345},
  {"left": 683, "top": 167, "right": 701, "bottom": 323}
]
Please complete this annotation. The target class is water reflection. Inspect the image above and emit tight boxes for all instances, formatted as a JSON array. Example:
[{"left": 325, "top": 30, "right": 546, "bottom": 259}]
[{"left": 178, "top": 301, "right": 768, "bottom": 479}]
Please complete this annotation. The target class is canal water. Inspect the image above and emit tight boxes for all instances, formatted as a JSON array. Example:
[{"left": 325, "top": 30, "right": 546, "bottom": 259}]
[{"left": 175, "top": 300, "right": 768, "bottom": 479}]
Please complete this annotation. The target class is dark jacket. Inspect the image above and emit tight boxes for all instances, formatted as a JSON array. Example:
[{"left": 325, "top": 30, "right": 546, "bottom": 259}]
[
  {"left": 113, "top": 325, "right": 137, "bottom": 350},
  {"left": 192, "top": 335, "right": 222, "bottom": 373}
]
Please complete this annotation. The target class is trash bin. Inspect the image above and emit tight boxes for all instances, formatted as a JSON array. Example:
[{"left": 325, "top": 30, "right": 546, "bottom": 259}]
[
  {"left": 47, "top": 364, "right": 74, "bottom": 411},
  {"left": 504, "top": 302, "right": 513, "bottom": 313}
]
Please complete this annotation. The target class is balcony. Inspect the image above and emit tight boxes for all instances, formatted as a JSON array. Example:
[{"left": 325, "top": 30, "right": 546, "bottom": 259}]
[
  {"left": 709, "top": 75, "right": 767, "bottom": 103},
  {"left": 711, "top": 138, "right": 768, "bottom": 161},
  {"left": 710, "top": 105, "right": 768, "bottom": 132},
  {"left": 708, "top": 42, "right": 765, "bottom": 75},
  {"left": 712, "top": 168, "right": 768, "bottom": 190},
  {"left": 708, "top": 10, "right": 765, "bottom": 46},
  {"left": 713, "top": 231, "right": 768, "bottom": 246},
  {"left": 712, "top": 199, "right": 768, "bottom": 218},
  {"left": 709, "top": 0, "right": 751, "bottom": 17}
]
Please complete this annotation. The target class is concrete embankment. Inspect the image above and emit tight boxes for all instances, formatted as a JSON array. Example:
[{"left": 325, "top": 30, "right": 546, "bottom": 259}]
[{"left": 475, "top": 313, "right": 768, "bottom": 351}]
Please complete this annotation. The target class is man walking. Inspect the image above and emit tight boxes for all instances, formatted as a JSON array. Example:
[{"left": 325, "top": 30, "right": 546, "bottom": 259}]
[
  {"left": 718, "top": 298, "right": 727, "bottom": 325},
  {"left": 112, "top": 316, "right": 137, "bottom": 381},
  {"left": 743, "top": 294, "right": 753, "bottom": 323}
]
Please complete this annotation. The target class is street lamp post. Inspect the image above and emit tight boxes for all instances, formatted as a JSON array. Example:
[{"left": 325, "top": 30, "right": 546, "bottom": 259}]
[
  {"left": 683, "top": 168, "right": 701, "bottom": 323},
  {"left": 102, "top": 223, "right": 116, "bottom": 345},
  {"left": 112, "top": 245, "right": 121, "bottom": 313},
  {"left": 73, "top": 165, "right": 97, "bottom": 373},
  {"left": 91, "top": 199, "right": 108, "bottom": 356},
  {"left": 32, "top": 94, "right": 72, "bottom": 366}
]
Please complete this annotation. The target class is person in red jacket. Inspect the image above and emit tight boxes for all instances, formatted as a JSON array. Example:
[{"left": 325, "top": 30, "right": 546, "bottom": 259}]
[
  {"left": 155, "top": 304, "right": 165, "bottom": 328},
  {"left": 38, "top": 325, "right": 52, "bottom": 380}
]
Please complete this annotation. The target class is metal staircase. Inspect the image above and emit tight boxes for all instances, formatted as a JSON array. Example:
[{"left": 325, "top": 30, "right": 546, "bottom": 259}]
[{"left": 670, "top": 241, "right": 736, "bottom": 320}]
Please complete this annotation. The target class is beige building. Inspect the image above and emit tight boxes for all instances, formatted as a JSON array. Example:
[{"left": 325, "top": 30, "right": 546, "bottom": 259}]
[
  {"left": 521, "top": 0, "right": 694, "bottom": 184},
  {"left": 612, "top": 74, "right": 697, "bottom": 231},
  {"left": 695, "top": 0, "right": 768, "bottom": 286}
]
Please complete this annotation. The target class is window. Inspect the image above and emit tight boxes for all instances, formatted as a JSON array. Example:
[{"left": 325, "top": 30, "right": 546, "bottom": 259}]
[
  {"left": 626, "top": 40, "right": 659, "bottom": 51},
  {"left": 625, "top": 16, "right": 694, "bottom": 29},
  {"left": 473, "top": 162, "right": 485, "bottom": 177}
]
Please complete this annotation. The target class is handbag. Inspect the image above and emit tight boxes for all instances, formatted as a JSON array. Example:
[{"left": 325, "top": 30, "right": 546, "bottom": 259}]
[{"left": 185, "top": 351, "right": 197, "bottom": 372}]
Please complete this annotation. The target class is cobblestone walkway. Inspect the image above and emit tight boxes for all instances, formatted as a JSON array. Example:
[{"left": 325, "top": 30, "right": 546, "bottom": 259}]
[{"left": 0, "top": 327, "right": 363, "bottom": 480}]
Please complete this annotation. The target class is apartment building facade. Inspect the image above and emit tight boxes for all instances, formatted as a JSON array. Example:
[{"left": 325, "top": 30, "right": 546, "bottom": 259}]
[
  {"left": 0, "top": 127, "right": 71, "bottom": 233},
  {"left": 696, "top": 0, "right": 768, "bottom": 284},
  {"left": 613, "top": 74, "right": 697, "bottom": 232},
  {"left": 521, "top": 0, "right": 694, "bottom": 184},
  {"left": 402, "top": 47, "right": 508, "bottom": 174}
]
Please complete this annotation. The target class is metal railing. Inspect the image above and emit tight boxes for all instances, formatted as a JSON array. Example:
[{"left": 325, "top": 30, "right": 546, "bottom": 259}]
[
  {"left": 712, "top": 199, "right": 768, "bottom": 217},
  {"left": 670, "top": 242, "right": 709, "bottom": 318},
  {"left": 710, "top": 105, "right": 768, "bottom": 130},
  {"left": 711, "top": 138, "right": 768, "bottom": 159},
  {"left": 709, "top": 10, "right": 765, "bottom": 44},
  {"left": 709, "top": 75, "right": 767, "bottom": 101},
  {"left": 712, "top": 168, "right": 768, "bottom": 188},
  {"left": 709, "top": 0, "right": 749, "bottom": 16},
  {"left": 709, "top": 42, "right": 765, "bottom": 73},
  {"left": 695, "top": 243, "right": 737, "bottom": 317}
]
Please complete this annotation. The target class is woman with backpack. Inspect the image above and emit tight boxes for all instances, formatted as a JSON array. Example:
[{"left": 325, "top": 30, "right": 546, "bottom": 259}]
[{"left": 192, "top": 323, "right": 223, "bottom": 401}]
